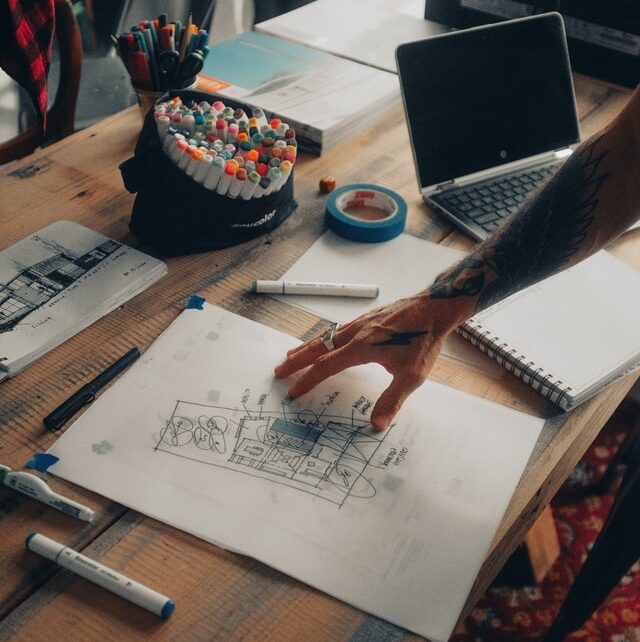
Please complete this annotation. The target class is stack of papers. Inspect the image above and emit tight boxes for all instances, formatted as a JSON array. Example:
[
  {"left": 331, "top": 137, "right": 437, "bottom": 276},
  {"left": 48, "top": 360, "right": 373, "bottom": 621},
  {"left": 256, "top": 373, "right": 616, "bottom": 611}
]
[
  {"left": 0, "top": 221, "right": 167, "bottom": 380},
  {"left": 255, "top": 0, "right": 449, "bottom": 72},
  {"left": 198, "top": 31, "right": 400, "bottom": 154}
]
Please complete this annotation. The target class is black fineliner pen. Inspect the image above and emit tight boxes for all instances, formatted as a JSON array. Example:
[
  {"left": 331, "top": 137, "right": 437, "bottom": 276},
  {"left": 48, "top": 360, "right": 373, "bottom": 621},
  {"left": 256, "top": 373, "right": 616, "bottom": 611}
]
[{"left": 43, "top": 347, "right": 141, "bottom": 431}]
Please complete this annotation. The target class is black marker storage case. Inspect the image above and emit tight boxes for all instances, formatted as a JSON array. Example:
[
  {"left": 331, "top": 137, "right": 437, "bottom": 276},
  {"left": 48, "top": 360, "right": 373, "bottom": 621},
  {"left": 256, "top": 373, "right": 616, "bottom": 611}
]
[{"left": 119, "top": 89, "right": 297, "bottom": 256}]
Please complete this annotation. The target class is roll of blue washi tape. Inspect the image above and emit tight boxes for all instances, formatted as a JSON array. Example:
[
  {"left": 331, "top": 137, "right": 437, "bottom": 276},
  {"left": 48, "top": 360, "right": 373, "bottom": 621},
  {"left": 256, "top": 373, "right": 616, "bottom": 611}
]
[{"left": 325, "top": 184, "right": 407, "bottom": 243}]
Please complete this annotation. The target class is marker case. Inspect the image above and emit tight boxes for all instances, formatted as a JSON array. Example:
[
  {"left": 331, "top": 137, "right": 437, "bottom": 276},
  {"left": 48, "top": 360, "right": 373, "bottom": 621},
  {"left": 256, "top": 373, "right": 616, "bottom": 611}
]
[{"left": 119, "top": 89, "right": 297, "bottom": 256}]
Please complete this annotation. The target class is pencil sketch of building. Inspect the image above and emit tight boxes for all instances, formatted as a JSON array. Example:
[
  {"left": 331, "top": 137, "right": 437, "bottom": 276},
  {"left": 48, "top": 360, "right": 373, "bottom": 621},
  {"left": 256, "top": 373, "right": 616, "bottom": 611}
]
[
  {"left": 0, "top": 237, "right": 120, "bottom": 333},
  {"left": 156, "top": 400, "right": 391, "bottom": 508}
]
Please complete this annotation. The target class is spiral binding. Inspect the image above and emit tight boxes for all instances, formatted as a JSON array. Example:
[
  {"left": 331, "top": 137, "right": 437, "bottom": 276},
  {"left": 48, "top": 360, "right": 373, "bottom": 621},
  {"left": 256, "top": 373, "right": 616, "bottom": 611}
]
[{"left": 457, "top": 318, "right": 573, "bottom": 409}]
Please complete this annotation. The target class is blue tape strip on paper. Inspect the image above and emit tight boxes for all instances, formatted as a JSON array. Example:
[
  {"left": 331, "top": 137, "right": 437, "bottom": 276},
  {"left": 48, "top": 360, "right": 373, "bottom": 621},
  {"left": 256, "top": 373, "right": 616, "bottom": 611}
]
[
  {"left": 325, "top": 184, "right": 407, "bottom": 243},
  {"left": 185, "top": 295, "right": 205, "bottom": 310},
  {"left": 26, "top": 453, "right": 59, "bottom": 472}
]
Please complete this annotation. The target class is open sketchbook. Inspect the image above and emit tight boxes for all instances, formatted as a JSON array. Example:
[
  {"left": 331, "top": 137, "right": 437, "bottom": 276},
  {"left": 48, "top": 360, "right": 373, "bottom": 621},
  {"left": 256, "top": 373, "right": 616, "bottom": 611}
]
[
  {"left": 48, "top": 303, "right": 543, "bottom": 641},
  {"left": 255, "top": 0, "right": 449, "bottom": 73},
  {"left": 0, "top": 221, "right": 166, "bottom": 380},
  {"left": 459, "top": 250, "right": 640, "bottom": 410},
  {"left": 197, "top": 31, "right": 400, "bottom": 155}
]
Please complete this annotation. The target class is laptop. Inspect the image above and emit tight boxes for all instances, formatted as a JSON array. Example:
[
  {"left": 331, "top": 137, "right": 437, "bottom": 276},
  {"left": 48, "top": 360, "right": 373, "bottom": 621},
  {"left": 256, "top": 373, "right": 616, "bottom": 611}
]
[{"left": 396, "top": 12, "right": 580, "bottom": 240}]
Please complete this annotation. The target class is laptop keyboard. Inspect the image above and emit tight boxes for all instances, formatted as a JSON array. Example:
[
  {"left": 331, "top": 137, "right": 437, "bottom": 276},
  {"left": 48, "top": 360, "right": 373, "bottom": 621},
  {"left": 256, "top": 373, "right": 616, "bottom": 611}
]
[{"left": 431, "top": 162, "right": 561, "bottom": 235}]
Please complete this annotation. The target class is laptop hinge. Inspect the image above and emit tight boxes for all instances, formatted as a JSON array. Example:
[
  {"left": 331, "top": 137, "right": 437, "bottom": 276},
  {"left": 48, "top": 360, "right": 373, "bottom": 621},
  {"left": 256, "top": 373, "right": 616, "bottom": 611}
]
[{"left": 422, "top": 147, "right": 575, "bottom": 197}]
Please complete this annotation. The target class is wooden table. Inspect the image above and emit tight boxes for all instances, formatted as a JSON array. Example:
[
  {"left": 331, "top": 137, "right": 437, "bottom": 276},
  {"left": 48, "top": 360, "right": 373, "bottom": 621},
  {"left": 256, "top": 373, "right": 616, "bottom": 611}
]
[{"left": 0, "top": 74, "right": 637, "bottom": 642}]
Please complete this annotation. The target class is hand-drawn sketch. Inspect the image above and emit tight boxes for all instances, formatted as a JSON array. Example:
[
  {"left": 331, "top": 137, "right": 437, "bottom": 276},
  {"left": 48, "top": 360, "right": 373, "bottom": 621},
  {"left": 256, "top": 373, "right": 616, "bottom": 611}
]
[
  {"left": 155, "top": 399, "right": 392, "bottom": 507},
  {"left": 0, "top": 235, "right": 121, "bottom": 333}
]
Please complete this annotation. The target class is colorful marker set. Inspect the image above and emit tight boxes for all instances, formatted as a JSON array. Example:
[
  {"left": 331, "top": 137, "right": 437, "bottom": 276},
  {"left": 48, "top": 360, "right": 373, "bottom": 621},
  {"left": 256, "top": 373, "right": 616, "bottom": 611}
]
[
  {"left": 113, "top": 14, "right": 209, "bottom": 91},
  {"left": 155, "top": 96, "right": 297, "bottom": 200}
]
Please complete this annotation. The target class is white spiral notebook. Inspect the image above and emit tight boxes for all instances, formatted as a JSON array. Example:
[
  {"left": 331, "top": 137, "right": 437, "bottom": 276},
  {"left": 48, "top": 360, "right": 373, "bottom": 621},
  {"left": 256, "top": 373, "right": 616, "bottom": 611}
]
[{"left": 459, "top": 250, "right": 640, "bottom": 410}]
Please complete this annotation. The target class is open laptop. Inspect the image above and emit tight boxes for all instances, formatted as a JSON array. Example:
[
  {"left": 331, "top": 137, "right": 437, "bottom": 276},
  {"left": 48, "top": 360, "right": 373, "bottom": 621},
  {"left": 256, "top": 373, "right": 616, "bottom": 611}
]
[{"left": 396, "top": 13, "right": 580, "bottom": 240}]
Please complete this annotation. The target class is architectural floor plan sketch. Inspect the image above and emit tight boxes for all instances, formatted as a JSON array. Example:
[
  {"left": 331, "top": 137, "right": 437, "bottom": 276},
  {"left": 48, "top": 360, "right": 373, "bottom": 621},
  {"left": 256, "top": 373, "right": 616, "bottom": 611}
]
[{"left": 156, "top": 400, "right": 391, "bottom": 507}]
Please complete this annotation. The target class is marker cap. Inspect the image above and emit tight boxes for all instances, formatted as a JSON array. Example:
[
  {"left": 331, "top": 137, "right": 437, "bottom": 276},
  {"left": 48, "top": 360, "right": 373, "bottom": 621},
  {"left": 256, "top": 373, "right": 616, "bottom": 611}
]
[{"left": 25, "top": 532, "right": 65, "bottom": 561}]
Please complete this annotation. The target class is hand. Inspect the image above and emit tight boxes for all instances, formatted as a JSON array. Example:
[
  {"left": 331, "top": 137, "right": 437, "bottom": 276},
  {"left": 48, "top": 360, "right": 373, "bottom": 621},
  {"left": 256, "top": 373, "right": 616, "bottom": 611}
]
[{"left": 274, "top": 290, "right": 471, "bottom": 432}]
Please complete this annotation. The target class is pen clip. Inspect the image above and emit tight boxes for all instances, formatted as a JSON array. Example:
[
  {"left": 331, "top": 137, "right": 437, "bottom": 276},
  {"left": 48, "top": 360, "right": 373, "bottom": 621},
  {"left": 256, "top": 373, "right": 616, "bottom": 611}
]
[{"left": 43, "top": 388, "right": 95, "bottom": 432}]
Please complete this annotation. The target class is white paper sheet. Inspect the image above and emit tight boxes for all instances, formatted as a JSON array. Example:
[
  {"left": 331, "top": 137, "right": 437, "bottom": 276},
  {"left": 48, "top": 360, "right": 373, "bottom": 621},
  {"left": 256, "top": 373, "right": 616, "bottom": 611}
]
[
  {"left": 275, "top": 232, "right": 503, "bottom": 376},
  {"left": 48, "top": 304, "right": 542, "bottom": 641}
]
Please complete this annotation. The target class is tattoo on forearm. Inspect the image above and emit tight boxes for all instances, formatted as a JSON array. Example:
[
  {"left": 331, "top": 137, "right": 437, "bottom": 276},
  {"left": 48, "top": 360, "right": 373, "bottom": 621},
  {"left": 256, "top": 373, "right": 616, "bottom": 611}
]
[
  {"left": 430, "top": 136, "right": 611, "bottom": 312},
  {"left": 429, "top": 257, "right": 486, "bottom": 298},
  {"left": 373, "top": 331, "right": 428, "bottom": 346}
]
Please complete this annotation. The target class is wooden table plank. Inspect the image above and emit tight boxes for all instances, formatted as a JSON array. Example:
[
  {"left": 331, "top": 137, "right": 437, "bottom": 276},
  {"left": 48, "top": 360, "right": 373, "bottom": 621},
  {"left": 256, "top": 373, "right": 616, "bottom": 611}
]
[{"left": 0, "top": 75, "right": 635, "bottom": 640}]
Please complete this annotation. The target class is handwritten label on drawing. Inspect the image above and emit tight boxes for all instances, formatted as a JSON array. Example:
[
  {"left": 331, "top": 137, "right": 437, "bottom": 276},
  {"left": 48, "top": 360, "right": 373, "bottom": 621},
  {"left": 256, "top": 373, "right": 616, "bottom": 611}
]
[
  {"left": 380, "top": 446, "right": 408, "bottom": 468},
  {"left": 122, "top": 260, "right": 148, "bottom": 278},
  {"left": 321, "top": 391, "right": 339, "bottom": 408},
  {"left": 352, "top": 395, "right": 372, "bottom": 416}
]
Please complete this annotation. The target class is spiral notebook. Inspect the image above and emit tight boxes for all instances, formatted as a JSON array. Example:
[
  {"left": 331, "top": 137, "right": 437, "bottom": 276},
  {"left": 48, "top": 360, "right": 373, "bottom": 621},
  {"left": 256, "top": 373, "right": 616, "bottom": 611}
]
[{"left": 459, "top": 250, "right": 640, "bottom": 410}]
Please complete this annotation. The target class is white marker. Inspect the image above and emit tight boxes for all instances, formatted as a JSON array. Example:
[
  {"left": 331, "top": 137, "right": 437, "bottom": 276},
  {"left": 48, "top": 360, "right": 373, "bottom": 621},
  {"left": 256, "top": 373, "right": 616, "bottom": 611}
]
[
  {"left": 182, "top": 113, "right": 195, "bottom": 135},
  {"left": 163, "top": 132, "right": 184, "bottom": 155},
  {"left": 251, "top": 280, "right": 379, "bottom": 298},
  {"left": 25, "top": 533, "right": 175, "bottom": 619},
  {"left": 203, "top": 156, "right": 225, "bottom": 190},
  {"left": 193, "top": 153, "right": 213, "bottom": 184},
  {"left": 155, "top": 115, "right": 170, "bottom": 139},
  {"left": 178, "top": 145, "right": 197, "bottom": 171},
  {"left": 0, "top": 465, "right": 94, "bottom": 521}
]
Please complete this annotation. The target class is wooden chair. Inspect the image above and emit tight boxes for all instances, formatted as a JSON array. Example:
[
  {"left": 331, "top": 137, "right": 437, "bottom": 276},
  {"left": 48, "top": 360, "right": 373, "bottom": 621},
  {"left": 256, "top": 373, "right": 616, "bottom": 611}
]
[{"left": 0, "top": 0, "right": 82, "bottom": 165}]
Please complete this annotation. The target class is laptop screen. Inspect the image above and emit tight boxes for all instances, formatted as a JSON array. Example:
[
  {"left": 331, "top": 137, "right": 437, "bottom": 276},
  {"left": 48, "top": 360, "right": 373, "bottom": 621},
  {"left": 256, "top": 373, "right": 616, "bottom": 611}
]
[{"left": 396, "top": 13, "right": 580, "bottom": 189}]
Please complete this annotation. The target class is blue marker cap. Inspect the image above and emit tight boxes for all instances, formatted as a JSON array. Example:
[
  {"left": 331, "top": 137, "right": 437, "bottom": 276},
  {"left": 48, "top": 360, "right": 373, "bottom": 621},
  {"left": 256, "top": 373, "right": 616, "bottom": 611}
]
[
  {"left": 25, "top": 531, "right": 37, "bottom": 547},
  {"left": 161, "top": 599, "right": 176, "bottom": 619}
]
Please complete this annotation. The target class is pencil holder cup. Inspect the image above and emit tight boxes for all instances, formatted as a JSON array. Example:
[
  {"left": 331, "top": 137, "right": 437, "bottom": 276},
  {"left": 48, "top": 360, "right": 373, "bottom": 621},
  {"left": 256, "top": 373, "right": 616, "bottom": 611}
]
[
  {"left": 132, "top": 78, "right": 197, "bottom": 119},
  {"left": 119, "top": 89, "right": 297, "bottom": 256},
  {"left": 133, "top": 86, "right": 163, "bottom": 118}
]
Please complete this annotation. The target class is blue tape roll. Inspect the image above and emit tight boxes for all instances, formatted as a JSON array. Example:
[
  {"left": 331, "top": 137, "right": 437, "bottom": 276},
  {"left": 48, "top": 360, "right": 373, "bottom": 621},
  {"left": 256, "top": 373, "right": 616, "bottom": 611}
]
[{"left": 325, "top": 184, "right": 407, "bottom": 243}]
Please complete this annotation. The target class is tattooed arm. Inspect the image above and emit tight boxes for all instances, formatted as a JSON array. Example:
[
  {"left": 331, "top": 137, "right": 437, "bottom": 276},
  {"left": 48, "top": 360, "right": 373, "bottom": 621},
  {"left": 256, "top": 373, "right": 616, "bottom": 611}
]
[{"left": 275, "top": 87, "right": 640, "bottom": 431}]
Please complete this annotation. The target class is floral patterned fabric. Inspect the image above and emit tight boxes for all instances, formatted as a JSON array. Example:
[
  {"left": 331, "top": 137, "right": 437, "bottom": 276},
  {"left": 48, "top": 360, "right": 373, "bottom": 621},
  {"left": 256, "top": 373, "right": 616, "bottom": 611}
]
[{"left": 451, "top": 400, "right": 639, "bottom": 642}]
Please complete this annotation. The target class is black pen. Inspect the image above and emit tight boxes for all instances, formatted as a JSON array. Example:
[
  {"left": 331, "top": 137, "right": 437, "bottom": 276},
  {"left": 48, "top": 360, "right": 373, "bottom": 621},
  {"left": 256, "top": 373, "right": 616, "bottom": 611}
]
[{"left": 43, "top": 348, "right": 141, "bottom": 431}]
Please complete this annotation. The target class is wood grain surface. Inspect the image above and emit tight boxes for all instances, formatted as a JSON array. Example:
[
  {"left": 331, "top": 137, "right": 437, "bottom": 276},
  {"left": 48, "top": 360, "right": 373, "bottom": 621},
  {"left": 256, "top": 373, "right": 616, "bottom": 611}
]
[{"left": 0, "top": 75, "right": 636, "bottom": 641}]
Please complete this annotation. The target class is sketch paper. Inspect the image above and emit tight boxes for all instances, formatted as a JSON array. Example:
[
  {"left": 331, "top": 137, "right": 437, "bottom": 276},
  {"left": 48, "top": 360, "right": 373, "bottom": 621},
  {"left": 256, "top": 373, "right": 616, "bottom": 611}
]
[
  {"left": 0, "top": 221, "right": 166, "bottom": 376},
  {"left": 48, "top": 303, "right": 543, "bottom": 641},
  {"left": 275, "top": 231, "right": 501, "bottom": 374}
]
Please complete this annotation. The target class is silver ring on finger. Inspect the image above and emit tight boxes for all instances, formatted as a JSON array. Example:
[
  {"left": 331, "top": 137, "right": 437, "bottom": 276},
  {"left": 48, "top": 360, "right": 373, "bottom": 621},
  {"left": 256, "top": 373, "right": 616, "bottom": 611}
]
[{"left": 322, "top": 322, "right": 340, "bottom": 352}]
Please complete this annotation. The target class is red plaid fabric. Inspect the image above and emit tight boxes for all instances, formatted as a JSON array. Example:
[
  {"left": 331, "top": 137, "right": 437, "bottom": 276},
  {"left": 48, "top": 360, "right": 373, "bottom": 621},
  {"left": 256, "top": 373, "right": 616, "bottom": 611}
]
[{"left": 0, "top": 0, "right": 55, "bottom": 132}]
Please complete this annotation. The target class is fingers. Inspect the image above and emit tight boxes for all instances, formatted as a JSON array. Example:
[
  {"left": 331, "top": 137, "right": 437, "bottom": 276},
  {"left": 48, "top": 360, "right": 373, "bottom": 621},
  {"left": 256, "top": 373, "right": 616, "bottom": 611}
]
[
  {"left": 274, "top": 321, "right": 363, "bottom": 379},
  {"left": 275, "top": 339, "right": 327, "bottom": 378},
  {"left": 288, "top": 345, "right": 364, "bottom": 399},
  {"left": 370, "top": 374, "right": 422, "bottom": 433}
]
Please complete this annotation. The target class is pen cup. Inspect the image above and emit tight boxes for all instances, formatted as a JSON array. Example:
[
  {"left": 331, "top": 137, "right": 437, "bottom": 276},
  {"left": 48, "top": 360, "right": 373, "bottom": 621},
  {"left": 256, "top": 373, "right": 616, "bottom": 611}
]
[
  {"left": 133, "top": 78, "right": 198, "bottom": 119},
  {"left": 134, "top": 86, "right": 163, "bottom": 118}
]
